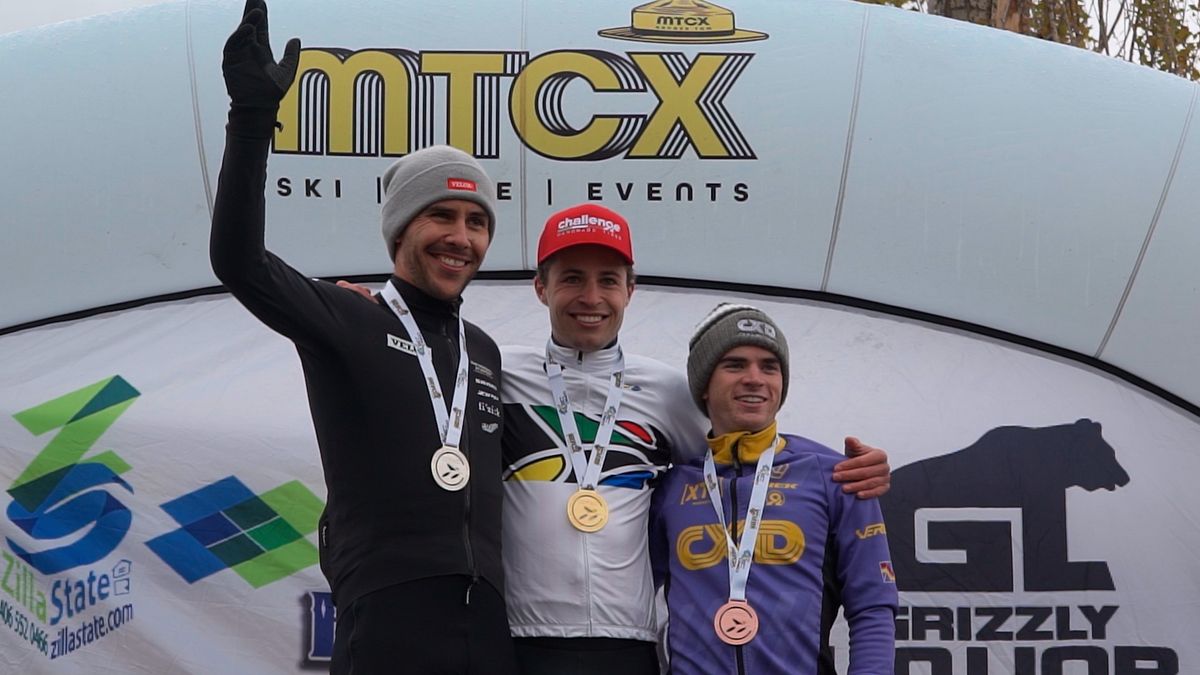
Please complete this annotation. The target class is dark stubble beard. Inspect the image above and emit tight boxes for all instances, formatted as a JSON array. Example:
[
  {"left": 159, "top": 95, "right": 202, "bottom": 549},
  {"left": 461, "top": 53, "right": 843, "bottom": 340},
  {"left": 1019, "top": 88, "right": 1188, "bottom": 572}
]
[{"left": 397, "top": 243, "right": 475, "bottom": 302}]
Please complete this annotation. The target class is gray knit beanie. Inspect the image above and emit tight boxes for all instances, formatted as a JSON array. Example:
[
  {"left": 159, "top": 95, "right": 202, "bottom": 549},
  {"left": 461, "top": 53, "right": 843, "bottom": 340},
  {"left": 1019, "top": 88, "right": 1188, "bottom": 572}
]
[
  {"left": 380, "top": 146, "right": 497, "bottom": 260},
  {"left": 687, "top": 303, "right": 790, "bottom": 415}
]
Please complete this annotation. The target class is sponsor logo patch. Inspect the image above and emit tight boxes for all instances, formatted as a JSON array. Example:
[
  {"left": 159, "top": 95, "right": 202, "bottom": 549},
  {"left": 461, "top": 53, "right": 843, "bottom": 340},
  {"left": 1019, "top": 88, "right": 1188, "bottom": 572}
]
[
  {"left": 557, "top": 214, "right": 622, "bottom": 235},
  {"left": 856, "top": 523, "right": 887, "bottom": 540},
  {"left": 736, "top": 318, "right": 776, "bottom": 338},
  {"left": 387, "top": 334, "right": 417, "bottom": 355},
  {"left": 880, "top": 561, "right": 896, "bottom": 583}
]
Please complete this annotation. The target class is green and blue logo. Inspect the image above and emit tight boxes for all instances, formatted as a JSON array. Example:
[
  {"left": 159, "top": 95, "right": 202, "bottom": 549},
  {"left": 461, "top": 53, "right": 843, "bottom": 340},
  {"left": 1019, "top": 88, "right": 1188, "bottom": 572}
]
[
  {"left": 146, "top": 476, "right": 322, "bottom": 588},
  {"left": 6, "top": 376, "right": 139, "bottom": 575},
  {"left": 3, "top": 376, "right": 326, "bottom": 661}
]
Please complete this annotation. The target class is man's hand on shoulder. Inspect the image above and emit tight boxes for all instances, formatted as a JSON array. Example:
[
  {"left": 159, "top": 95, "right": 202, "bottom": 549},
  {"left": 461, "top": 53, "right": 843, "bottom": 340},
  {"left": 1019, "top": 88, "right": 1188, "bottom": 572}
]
[
  {"left": 832, "top": 436, "right": 891, "bottom": 499},
  {"left": 223, "top": 0, "right": 301, "bottom": 109},
  {"left": 336, "top": 280, "right": 378, "bottom": 302}
]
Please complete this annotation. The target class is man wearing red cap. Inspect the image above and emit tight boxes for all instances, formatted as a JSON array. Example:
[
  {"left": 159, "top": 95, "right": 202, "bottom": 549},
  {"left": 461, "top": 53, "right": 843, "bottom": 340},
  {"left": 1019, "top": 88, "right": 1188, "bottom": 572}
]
[
  {"left": 497, "top": 204, "right": 892, "bottom": 674},
  {"left": 342, "top": 202, "right": 889, "bottom": 672}
]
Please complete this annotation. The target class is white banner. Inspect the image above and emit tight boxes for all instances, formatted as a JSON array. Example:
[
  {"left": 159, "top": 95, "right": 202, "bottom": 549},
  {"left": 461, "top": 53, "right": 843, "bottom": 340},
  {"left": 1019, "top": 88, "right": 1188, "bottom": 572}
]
[
  {"left": 1, "top": 283, "right": 1195, "bottom": 673},
  {"left": 3, "top": 0, "right": 1199, "bottom": 410}
]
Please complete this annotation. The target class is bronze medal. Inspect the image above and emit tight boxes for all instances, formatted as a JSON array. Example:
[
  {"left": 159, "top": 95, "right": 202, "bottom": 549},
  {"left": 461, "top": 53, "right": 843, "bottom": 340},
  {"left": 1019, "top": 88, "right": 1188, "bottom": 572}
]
[
  {"left": 566, "top": 489, "right": 609, "bottom": 532},
  {"left": 714, "top": 599, "right": 759, "bottom": 645}
]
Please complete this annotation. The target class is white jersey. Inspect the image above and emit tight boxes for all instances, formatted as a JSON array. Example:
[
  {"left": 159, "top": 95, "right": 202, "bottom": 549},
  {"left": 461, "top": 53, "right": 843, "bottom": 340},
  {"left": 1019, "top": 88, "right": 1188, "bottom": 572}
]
[{"left": 500, "top": 341, "right": 707, "bottom": 641}]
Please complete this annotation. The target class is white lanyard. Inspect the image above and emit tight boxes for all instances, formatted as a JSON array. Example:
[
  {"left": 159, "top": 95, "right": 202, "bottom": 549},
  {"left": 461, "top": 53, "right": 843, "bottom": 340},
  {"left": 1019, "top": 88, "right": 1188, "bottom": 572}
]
[
  {"left": 544, "top": 343, "right": 625, "bottom": 490},
  {"left": 703, "top": 437, "right": 781, "bottom": 602},
  {"left": 381, "top": 280, "right": 470, "bottom": 450}
]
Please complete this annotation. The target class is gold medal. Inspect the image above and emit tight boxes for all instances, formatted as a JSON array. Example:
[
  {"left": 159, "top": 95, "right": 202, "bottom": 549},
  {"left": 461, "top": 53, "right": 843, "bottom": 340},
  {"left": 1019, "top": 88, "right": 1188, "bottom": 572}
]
[
  {"left": 566, "top": 489, "right": 609, "bottom": 532},
  {"left": 714, "top": 599, "right": 759, "bottom": 645},
  {"left": 430, "top": 446, "right": 470, "bottom": 491}
]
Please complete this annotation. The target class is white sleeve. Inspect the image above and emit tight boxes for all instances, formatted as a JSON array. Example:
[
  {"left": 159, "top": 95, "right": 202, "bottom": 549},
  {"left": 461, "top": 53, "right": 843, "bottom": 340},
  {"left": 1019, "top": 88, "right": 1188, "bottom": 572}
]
[{"left": 659, "top": 365, "right": 709, "bottom": 463}]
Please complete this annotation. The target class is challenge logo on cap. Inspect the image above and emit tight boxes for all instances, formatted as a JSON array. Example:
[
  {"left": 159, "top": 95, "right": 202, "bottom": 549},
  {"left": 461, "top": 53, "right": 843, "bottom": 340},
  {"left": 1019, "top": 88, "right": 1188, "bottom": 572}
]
[
  {"left": 557, "top": 214, "right": 623, "bottom": 236},
  {"left": 447, "top": 178, "right": 478, "bottom": 191},
  {"left": 538, "top": 203, "right": 634, "bottom": 265}
]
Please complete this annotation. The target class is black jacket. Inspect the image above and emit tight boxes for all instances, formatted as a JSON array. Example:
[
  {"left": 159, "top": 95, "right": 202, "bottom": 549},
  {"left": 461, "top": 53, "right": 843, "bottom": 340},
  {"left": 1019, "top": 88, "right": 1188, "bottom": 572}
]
[{"left": 210, "top": 107, "right": 504, "bottom": 609}]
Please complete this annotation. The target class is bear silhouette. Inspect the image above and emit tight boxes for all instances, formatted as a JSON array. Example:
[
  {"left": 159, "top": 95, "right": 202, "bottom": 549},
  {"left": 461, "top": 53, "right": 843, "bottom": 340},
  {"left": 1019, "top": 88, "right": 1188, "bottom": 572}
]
[{"left": 880, "top": 419, "right": 1129, "bottom": 592}]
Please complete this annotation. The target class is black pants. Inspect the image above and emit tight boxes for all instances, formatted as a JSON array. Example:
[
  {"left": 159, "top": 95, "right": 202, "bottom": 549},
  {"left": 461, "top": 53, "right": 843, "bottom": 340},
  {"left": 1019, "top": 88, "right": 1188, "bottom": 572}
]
[
  {"left": 330, "top": 576, "right": 517, "bottom": 675},
  {"left": 513, "top": 637, "right": 659, "bottom": 675}
]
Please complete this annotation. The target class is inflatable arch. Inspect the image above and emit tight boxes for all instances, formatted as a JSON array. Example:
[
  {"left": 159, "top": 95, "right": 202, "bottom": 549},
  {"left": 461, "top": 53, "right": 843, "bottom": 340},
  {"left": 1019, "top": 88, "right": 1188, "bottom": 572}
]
[{"left": 2, "top": 1, "right": 1196, "bottom": 672}]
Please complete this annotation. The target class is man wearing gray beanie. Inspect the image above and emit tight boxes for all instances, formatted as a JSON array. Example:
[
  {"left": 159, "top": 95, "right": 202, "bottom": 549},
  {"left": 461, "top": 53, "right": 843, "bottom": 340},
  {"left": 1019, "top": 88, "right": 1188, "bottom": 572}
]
[
  {"left": 686, "top": 303, "right": 791, "bottom": 417},
  {"left": 379, "top": 144, "right": 497, "bottom": 264},
  {"left": 650, "top": 303, "right": 898, "bottom": 675},
  {"left": 209, "top": 2, "right": 514, "bottom": 673}
]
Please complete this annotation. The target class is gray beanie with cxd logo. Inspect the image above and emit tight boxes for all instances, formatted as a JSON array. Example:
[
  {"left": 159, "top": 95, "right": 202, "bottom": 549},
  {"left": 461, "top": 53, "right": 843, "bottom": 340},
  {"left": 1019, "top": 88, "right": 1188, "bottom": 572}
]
[
  {"left": 380, "top": 145, "right": 497, "bottom": 260},
  {"left": 687, "top": 303, "right": 790, "bottom": 415}
]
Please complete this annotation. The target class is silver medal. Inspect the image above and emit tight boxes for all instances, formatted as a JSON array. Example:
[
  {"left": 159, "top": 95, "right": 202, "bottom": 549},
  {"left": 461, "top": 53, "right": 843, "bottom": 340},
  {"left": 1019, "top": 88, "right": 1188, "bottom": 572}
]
[{"left": 431, "top": 445, "right": 470, "bottom": 491}]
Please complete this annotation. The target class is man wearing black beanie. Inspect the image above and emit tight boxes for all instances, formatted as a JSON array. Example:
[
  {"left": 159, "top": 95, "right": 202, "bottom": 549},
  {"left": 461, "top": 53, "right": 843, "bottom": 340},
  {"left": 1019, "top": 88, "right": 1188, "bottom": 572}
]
[{"left": 209, "top": 1, "right": 515, "bottom": 672}]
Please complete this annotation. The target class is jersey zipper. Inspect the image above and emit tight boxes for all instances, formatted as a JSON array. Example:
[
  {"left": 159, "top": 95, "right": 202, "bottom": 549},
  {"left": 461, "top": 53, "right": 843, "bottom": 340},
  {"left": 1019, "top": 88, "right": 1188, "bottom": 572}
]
[
  {"left": 583, "top": 359, "right": 594, "bottom": 631},
  {"left": 730, "top": 440, "right": 747, "bottom": 675},
  {"left": 463, "top": 468, "right": 476, "bottom": 604},
  {"left": 446, "top": 313, "right": 477, "bottom": 602}
]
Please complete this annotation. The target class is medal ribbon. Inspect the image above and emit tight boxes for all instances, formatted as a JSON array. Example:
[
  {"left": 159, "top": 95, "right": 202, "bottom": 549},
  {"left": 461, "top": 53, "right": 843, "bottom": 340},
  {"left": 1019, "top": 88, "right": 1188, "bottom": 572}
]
[
  {"left": 381, "top": 280, "right": 470, "bottom": 450},
  {"left": 703, "top": 436, "right": 782, "bottom": 602},
  {"left": 544, "top": 343, "right": 626, "bottom": 490}
]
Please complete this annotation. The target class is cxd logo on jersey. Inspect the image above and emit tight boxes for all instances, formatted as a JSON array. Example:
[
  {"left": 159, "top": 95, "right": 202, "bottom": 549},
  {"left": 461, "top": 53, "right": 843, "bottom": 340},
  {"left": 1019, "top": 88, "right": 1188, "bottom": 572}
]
[{"left": 880, "top": 419, "right": 1179, "bottom": 674}]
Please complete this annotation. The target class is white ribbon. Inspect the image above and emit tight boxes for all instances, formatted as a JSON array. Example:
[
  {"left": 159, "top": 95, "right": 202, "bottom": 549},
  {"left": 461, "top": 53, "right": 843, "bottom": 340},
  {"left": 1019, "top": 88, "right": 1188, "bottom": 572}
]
[
  {"left": 703, "top": 437, "right": 782, "bottom": 601},
  {"left": 381, "top": 280, "right": 470, "bottom": 452},
  {"left": 544, "top": 343, "right": 626, "bottom": 490}
]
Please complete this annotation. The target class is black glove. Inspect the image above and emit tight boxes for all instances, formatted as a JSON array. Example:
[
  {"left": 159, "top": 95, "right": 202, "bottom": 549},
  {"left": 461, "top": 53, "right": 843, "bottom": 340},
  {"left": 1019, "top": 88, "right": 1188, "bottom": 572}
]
[{"left": 222, "top": 0, "right": 300, "bottom": 109}]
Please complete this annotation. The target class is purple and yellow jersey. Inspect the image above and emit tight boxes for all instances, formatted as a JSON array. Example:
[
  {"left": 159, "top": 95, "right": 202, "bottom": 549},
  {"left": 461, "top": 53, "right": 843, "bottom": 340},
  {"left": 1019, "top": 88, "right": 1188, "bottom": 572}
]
[{"left": 650, "top": 432, "right": 898, "bottom": 675}]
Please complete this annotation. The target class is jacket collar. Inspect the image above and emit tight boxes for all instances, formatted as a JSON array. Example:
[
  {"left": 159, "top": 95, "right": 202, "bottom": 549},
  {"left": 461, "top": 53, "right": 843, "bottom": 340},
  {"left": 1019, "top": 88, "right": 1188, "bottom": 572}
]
[
  {"left": 546, "top": 338, "right": 623, "bottom": 376},
  {"left": 708, "top": 421, "right": 779, "bottom": 466},
  {"left": 388, "top": 275, "right": 462, "bottom": 318}
]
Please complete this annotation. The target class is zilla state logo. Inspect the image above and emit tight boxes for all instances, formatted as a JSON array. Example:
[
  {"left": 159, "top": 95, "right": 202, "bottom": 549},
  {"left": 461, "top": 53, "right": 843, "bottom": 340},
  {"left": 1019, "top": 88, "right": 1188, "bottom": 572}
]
[
  {"left": 2, "top": 377, "right": 327, "bottom": 664},
  {"left": 879, "top": 419, "right": 1181, "bottom": 675},
  {"left": 3, "top": 377, "right": 140, "bottom": 662}
]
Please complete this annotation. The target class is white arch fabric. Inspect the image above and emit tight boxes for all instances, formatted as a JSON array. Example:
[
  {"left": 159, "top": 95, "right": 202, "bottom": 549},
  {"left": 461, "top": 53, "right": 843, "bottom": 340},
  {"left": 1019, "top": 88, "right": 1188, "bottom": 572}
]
[
  {"left": 0, "top": 282, "right": 1194, "bottom": 673},
  {"left": 1, "top": 0, "right": 1199, "bottom": 411}
]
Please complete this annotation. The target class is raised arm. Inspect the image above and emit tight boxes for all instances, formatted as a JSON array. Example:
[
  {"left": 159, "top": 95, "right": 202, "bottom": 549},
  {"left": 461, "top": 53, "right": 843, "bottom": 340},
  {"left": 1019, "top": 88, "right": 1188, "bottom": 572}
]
[
  {"left": 209, "top": 2, "right": 356, "bottom": 344},
  {"left": 210, "top": 0, "right": 299, "bottom": 285}
]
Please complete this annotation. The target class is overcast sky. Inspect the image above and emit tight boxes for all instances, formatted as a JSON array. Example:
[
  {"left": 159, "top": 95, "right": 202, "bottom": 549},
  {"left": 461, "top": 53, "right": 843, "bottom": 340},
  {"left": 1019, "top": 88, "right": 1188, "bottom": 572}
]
[{"left": 0, "top": 0, "right": 167, "bottom": 35}]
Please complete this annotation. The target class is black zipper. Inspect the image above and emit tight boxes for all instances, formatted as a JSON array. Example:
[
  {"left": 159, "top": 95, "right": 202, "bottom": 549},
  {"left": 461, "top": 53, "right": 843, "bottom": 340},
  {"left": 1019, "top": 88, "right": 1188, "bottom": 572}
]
[
  {"left": 462, "top": 459, "right": 475, "bottom": 605},
  {"left": 730, "top": 441, "right": 747, "bottom": 675},
  {"left": 446, "top": 311, "right": 476, "bottom": 602}
]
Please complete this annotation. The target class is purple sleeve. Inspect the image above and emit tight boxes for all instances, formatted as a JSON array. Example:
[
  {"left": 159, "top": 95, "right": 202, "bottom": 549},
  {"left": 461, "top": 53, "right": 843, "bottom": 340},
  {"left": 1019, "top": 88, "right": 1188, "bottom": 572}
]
[
  {"left": 649, "top": 474, "right": 671, "bottom": 590},
  {"left": 831, "top": 486, "right": 898, "bottom": 674}
]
